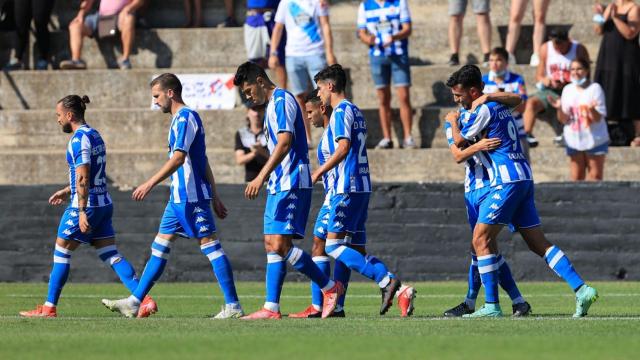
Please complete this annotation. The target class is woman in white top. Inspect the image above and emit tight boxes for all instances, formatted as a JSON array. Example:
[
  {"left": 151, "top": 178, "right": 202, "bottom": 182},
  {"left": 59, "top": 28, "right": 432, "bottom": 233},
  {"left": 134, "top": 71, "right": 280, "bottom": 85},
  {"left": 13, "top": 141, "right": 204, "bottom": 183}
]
[{"left": 549, "top": 58, "right": 609, "bottom": 181}]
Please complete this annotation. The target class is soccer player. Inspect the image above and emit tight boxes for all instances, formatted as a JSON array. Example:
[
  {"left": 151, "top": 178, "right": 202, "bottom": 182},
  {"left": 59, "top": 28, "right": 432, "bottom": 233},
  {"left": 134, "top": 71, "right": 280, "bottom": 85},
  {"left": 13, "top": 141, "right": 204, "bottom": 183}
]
[
  {"left": 20, "top": 95, "right": 157, "bottom": 318},
  {"left": 313, "top": 64, "right": 416, "bottom": 317},
  {"left": 102, "top": 74, "right": 243, "bottom": 319},
  {"left": 446, "top": 65, "right": 599, "bottom": 318},
  {"left": 442, "top": 93, "right": 533, "bottom": 317},
  {"left": 234, "top": 62, "right": 344, "bottom": 320}
]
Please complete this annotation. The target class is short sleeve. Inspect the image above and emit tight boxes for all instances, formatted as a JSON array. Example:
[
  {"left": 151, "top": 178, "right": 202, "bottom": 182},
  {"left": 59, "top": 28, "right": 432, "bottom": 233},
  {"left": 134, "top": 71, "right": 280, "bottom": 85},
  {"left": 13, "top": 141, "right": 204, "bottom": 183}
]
[
  {"left": 274, "top": 92, "right": 296, "bottom": 134},
  {"left": 235, "top": 131, "right": 245, "bottom": 151},
  {"left": 399, "top": 0, "right": 411, "bottom": 23},
  {"left": 560, "top": 86, "right": 572, "bottom": 115},
  {"left": 461, "top": 104, "right": 492, "bottom": 140},
  {"left": 317, "top": 0, "right": 329, "bottom": 17},
  {"left": 274, "top": 0, "right": 286, "bottom": 24},
  {"left": 592, "top": 83, "right": 607, "bottom": 117},
  {"left": 332, "top": 105, "right": 353, "bottom": 142},
  {"left": 444, "top": 121, "right": 455, "bottom": 147},
  {"left": 72, "top": 133, "right": 91, "bottom": 167},
  {"left": 173, "top": 112, "right": 198, "bottom": 153},
  {"left": 357, "top": 2, "right": 367, "bottom": 29}
]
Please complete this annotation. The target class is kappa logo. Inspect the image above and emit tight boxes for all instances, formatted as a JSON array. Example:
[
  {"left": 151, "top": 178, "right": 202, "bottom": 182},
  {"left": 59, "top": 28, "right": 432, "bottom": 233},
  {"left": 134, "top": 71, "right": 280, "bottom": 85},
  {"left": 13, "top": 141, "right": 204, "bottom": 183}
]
[
  {"left": 69, "top": 211, "right": 78, "bottom": 217},
  {"left": 178, "top": 117, "right": 187, "bottom": 123},
  {"left": 333, "top": 221, "right": 344, "bottom": 228},
  {"left": 65, "top": 219, "right": 74, "bottom": 226},
  {"left": 195, "top": 216, "right": 206, "bottom": 223},
  {"left": 492, "top": 194, "right": 502, "bottom": 200},
  {"left": 316, "top": 227, "right": 325, "bottom": 234},
  {"left": 193, "top": 206, "right": 205, "bottom": 213},
  {"left": 286, "top": 213, "right": 294, "bottom": 220},
  {"left": 275, "top": 97, "right": 284, "bottom": 104},
  {"left": 496, "top": 185, "right": 503, "bottom": 190},
  {"left": 287, "top": 193, "right": 298, "bottom": 200},
  {"left": 199, "top": 225, "right": 209, "bottom": 233},
  {"left": 337, "top": 201, "right": 347, "bottom": 208},
  {"left": 63, "top": 229, "right": 73, "bottom": 236},
  {"left": 489, "top": 203, "right": 499, "bottom": 210},
  {"left": 487, "top": 213, "right": 498, "bottom": 220},
  {"left": 72, "top": 137, "right": 81, "bottom": 143},
  {"left": 321, "top": 219, "right": 328, "bottom": 225},
  {"left": 286, "top": 203, "right": 296, "bottom": 210},
  {"left": 336, "top": 211, "right": 346, "bottom": 218},
  {"left": 285, "top": 223, "right": 295, "bottom": 231}
]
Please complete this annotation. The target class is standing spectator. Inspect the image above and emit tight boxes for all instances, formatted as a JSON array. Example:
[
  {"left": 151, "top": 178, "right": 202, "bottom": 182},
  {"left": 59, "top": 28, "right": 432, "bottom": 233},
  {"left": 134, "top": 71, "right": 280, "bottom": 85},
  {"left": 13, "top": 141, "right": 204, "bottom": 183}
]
[
  {"left": 549, "top": 58, "right": 609, "bottom": 181},
  {"left": 4, "top": 0, "right": 55, "bottom": 71},
  {"left": 522, "top": 29, "right": 590, "bottom": 147},
  {"left": 593, "top": 0, "right": 640, "bottom": 146},
  {"left": 235, "top": 104, "right": 269, "bottom": 182},
  {"left": 183, "top": 0, "right": 202, "bottom": 27},
  {"left": 447, "top": 0, "right": 492, "bottom": 66},
  {"left": 358, "top": 0, "right": 415, "bottom": 149},
  {"left": 482, "top": 47, "right": 530, "bottom": 159},
  {"left": 505, "top": 0, "right": 551, "bottom": 66},
  {"left": 59, "top": 0, "right": 144, "bottom": 70},
  {"left": 218, "top": 0, "right": 240, "bottom": 27},
  {"left": 244, "top": 0, "right": 286, "bottom": 87},
  {"left": 269, "top": 0, "right": 336, "bottom": 144}
]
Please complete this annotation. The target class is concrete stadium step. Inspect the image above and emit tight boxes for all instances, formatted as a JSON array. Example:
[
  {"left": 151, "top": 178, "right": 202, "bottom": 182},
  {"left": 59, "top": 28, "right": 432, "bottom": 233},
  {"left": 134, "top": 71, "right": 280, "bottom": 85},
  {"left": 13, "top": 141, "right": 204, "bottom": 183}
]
[
  {"left": 0, "top": 65, "right": 539, "bottom": 110},
  {"left": 2, "top": 147, "right": 640, "bottom": 186}
]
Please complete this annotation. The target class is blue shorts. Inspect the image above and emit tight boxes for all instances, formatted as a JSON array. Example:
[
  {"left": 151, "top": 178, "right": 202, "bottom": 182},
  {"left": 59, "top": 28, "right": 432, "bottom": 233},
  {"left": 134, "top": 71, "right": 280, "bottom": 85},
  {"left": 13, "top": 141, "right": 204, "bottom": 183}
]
[
  {"left": 565, "top": 142, "right": 609, "bottom": 156},
  {"left": 57, "top": 204, "right": 115, "bottom": 244},
  {"left": 313, "top": 194, "right": 367, "bottom": 245},
  {"left": 478, "top": 181, "right": 541, "bottom": 230},
  {"left": 327, "top": 192, "right": 369, "bottom": 234},
  {"left": 285, "top": 54, "right": 327, "bottom": 95},
  {"left": 264, "top": 188, "right": 312, "bottom": 239},
  {"left": 369, "top": 53, "right": 411, "bottom": 89},
  {"left": 159, "top": 201, "right": 216, "bottom": 238},
  {"left": 464, "top": 187, "right": 490, "bottom": 232}
]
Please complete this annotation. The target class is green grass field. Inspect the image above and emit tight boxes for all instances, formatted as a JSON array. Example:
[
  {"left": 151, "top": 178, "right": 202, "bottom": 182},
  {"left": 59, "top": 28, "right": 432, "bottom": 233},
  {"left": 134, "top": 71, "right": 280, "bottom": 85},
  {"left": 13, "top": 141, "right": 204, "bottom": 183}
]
[{"left": 2, "top": 281, "right": 640, "bottom": 359}]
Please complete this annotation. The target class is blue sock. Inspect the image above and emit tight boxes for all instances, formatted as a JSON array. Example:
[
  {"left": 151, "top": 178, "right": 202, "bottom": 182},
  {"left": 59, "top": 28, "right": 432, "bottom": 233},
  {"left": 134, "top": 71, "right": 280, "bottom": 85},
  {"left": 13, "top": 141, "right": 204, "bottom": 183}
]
[
  {"left": 478, "top": 254, "right": 500, "bottom": 304},
  {"left": 333, "top": 259, "right": 351, "bottom": 310},
  {"left": 45, "top": 245, "right": 72, "bottom": 306},
  {"left": 465, "top": 254, "right": 481, "bottom": 307},
  {"left": 544, "top": 246, "right": 585, "bottom": 291},
  {"left": 497, "top": 254, "right": 525, "bottom": 304},
  {"left": 132, "top": 237, "right": 172, "bottom": 302},
  {"left": 311, "top": 256, "right": 331, "bottom": 310},
  {"left": 365, "top": 255, "right": 394, "bottom": 280},
  {"left": 264, "top": 252, "right": 287, "bottom": 312},
  {"left": 286, "top": 247, "right": 332, "bottom": 290},
  {"left": 326, "top": 239, "right": 390, "bottom": 288},
  {"left": 97, "top": 245, "right": 139, "bottom": 293},
  {"left": 201, "top": 240, "right": 239, "bottom": 305}
]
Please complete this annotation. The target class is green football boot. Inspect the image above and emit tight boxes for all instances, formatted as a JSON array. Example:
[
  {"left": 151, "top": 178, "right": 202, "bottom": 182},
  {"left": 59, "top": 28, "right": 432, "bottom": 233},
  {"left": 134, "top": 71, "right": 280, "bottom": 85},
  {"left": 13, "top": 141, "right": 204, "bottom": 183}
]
[
  {"left": 574, "top": 285, "right": 598, "bottom": 318},
  {"left": 462, "top": 303, "right": 503, "bottom": 318}
]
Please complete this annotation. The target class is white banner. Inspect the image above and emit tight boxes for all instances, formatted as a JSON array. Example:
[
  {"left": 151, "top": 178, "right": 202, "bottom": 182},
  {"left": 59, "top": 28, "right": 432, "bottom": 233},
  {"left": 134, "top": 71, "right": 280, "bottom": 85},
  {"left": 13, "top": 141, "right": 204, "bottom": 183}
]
[{"left": 151, "top": 73, "right": 237, "bottom": 110}]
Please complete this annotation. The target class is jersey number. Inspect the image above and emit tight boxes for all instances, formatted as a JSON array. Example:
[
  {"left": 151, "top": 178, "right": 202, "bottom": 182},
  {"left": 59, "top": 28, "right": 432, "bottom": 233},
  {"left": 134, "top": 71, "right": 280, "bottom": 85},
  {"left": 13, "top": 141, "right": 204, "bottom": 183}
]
[
  {"left": 94, "top": 155, "right": 106, "bottom": 186},
  {"left": 507, "top": 121, "right": 518, "bottom": 151},
  {"left": 357, "top": 132, "right": 368, "bottom": 164}
]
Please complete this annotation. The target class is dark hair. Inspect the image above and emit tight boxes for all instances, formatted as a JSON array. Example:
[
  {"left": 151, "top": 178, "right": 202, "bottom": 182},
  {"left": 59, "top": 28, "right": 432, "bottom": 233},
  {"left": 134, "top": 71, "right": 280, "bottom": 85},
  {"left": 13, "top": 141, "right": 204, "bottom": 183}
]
[
  {"left": 313, "top": 64, "right": 347, "bottom": 93},
  {"left": 150, "top": 73, "right": 182, "bottom": 96},
  {"left": 549, "top": 28, "right": 569, "bottom": 42},
  {"left": 234, "top": 61, "right": 271, "bottom": 86},
  {"left": 490, "top": 47, "right": 509, "bottom": 62},
  {"left": 446, "top": 65, "right": 483, "bottom": 89},
  {"left": 305, "top": 88, "right": 322, "bottom": 104},
  {"left": 58, "top": 95, "right": 90, "bottom": 120},
  {"left": 572, "top": 58, "right": 591, "bottom": 78}
]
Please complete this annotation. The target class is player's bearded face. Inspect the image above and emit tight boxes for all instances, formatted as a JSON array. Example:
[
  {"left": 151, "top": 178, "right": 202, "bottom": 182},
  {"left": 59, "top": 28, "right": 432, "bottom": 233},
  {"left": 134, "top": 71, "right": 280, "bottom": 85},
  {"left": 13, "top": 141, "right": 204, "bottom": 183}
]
[
  {"left": 56, "top": 103, "right": 73, "bottom": 133},
  {"left": 306, "top": 102, "right": 324, "bottom": 128}
]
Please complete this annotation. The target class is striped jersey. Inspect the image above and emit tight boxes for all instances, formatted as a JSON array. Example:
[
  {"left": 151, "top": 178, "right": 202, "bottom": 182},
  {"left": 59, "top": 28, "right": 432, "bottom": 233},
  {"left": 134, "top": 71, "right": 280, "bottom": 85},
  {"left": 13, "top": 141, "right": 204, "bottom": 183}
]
[
  {"left": 66, "top": 124, "right": 112, "bottom": 208},
  {"left": 326, "top": 99, "right": 371, "bottom": 194},
  {"left": 264, "top": 88, "right": 312, "bottom": 194},
  {"left": 482, "top": 71, "right": 528, "bottom": 137},
  {"left": 444, "top": 120, "right": 492, "bottom": 193},
  {"left": 460, "top": 102, "right": 533, "bottom": 187},
  {"left": 317, "top": 126, "right": 336, "bottom": 194},
  {"left": 357, "top": 0, "right": 411, "bottom": 57},
  {"left": 167, "top": 107, "right": 213, "bottom": 203}
]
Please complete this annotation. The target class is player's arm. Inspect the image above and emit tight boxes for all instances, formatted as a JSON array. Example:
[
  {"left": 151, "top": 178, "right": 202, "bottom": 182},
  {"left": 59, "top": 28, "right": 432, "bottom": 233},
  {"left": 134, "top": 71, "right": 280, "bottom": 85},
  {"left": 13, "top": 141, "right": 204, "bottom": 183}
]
[
  {"left": 448, "top": 139, "right": 501, "bottom": 164},
  {"left": 471, "top": 92, "right": 522, "bottom": 112},
  {"left": 204, "top": 159, "right": 228, "bottom": 219},
  {"left": 75, "top": 164, "right": 91, "bottom": 233},
  {"left": 319, "top": 15, "right": 337, "bottom": 65},
  {"left": 132, "top": 151, "right": 187, "bottom": 201},
  {"left": 445, "top": 111, "right": 467, "bottom": 148},
  {"left": 49, "top": 186, "right": 71, "bottom": 206},
  {"left": 245, "top": 131, "right": 292, "bottom": 199},
  {"left": 312, "top": 139, "right": 349, "bottom": 184}
]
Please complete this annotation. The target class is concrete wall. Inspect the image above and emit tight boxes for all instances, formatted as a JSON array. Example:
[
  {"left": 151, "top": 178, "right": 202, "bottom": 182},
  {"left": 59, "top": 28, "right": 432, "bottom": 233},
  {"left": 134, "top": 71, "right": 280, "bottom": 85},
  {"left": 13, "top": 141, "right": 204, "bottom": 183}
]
[{"left": 1, "top": 182, "right": 638, "bottom": 284}]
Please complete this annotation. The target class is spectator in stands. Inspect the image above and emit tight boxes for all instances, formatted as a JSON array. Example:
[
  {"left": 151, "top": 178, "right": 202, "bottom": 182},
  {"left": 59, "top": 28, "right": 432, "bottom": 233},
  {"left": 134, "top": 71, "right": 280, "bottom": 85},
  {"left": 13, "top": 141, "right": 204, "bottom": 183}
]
[
  {"left": 269, "top": 0, "right": 336, "bottom": 144},
  {"left": 358, "top": 0, "right": 415, "bottom": 149},
  {"left": 505, "top": 0, "right": 551, "bottom": 66},
  {"left": 59, "top": 0, "right": 144, "bottom": 70},
  {"left": 482, "top": 47, "right": 530, "bottom": 159},
  {"left": 183, "top": 0, "right": 203, "bottom": 27},
  {"left": 235, "top": 103, "right": 269, "bottom": 182},
  {"left": 549, "top": 58, "right": 608, "bottom": 181},
  {"left": 523, "top": 28, "right": 590, "bottom": 147},
  {"left": 593, "top": 0, "right": 640, "bottom": 146},
  {"left": 447, "top": 0, "right": 492, "bottom": 66},
  {"left": 4, "top": 0, "right": 56, "bottom": 71},
  {"left": 244, "top": 0, "right": 286, "bottom": 87},
  {"left": 218, "top": 0, "right": 240, "bottom": 27}
]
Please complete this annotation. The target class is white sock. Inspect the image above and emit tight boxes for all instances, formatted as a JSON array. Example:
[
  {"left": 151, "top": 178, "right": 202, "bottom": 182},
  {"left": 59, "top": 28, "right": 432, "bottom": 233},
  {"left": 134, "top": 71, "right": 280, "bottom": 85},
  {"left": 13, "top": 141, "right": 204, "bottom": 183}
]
[{"left": 264, "top": 302, "right": 279, "bottom": 312}]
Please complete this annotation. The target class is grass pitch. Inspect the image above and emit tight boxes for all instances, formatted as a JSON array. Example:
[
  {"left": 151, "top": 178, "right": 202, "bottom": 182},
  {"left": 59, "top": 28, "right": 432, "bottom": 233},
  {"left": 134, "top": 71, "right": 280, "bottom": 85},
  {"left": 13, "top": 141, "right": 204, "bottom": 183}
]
[{"left": 2, "top": 281, "right": 640, "bottom": 359}]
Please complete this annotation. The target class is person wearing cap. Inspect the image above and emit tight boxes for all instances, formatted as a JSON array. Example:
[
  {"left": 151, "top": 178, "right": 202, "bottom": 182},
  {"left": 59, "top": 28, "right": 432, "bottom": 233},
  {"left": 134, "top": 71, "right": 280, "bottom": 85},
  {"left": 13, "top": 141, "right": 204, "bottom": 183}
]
[
  {"left": 235, "top": 103, "right": 269, "bottom": 182},
  {"left": 522, "top": 28, "right": 590, "bottom": 148}
]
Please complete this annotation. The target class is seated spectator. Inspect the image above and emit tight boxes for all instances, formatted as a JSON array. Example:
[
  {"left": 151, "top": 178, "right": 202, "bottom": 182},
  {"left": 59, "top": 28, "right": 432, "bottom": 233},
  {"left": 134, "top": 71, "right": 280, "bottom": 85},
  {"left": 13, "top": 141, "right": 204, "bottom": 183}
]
[
  {"left": 244, "top": 0, "right": 287, "bottom": 87},
  {"left": 549, "top": 58, "right": 608, "bottom": 181},
  {"left": 505, "top": 0, "right": 551, "bottom": 66},
  {"left": 523, "top": 28, "right": 590, "bottom": 147},
  {"left": 269, "top": 0, "right": 336, "bottom": 144},
  {"left": 593, "top": 0, "right": 640, "bottom": 146},
  {"left": 235, "top": 103, "right": 269, "bottom": 182},
  {"left": 447, "top": 0, "right": 492, "bottom": 66},
  {"left": 482, "top": 47, "right": 530, "bottom": 159},
  {"left": 183, "top": 0, "right": 203, "bottom": 27},
  {"left": 358, "top": 0, "right": 415, "bottom": 149},
  {"left": 59, "top": 0, "right": 144, "bottom": 70},
  {"left": 4, "top": 0, "right": 55, "bottom": 71}
]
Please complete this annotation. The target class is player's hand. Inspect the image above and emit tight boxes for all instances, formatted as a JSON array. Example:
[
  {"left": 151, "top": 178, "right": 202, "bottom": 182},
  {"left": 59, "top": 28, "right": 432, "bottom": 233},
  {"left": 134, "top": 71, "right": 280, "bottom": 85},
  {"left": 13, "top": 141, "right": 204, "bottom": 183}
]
[
  {"left": 79, "top": 211, "right": 92, "bottom": 234},
  {"left": 49, "top": 189, "right": 69, "bottom": 206},
  {"left": 268, "top": 55, "right": 280, "bottom": 70},
  {"left": 245, "top": 177, "right": 263, "bottom": 200},
  {"left": 470, "top": 94, "right": 490, "bottom": 112},
  {"left": 311, "top": 170, "right": 322, "bottom": 185},
  {"left": 476, "top": 138, "right": 502, "bottom": 151},
  {"left": 547, "top": 95, "right": 562, "bottom": 109},
  {"left": 365, "top": 34, "right": 377, "bottom": 46},
  {"left": 444, "top": 111, "right": 460, "bottom": 124},
  {"left": 212, "top": 197, "right": 228, "bottom": 219},
  {"left": 132, "top": 181, "right": 154, "bottom": 201},
  {"left": 326, "top": 52, "right": 337, "bottom": 66}
]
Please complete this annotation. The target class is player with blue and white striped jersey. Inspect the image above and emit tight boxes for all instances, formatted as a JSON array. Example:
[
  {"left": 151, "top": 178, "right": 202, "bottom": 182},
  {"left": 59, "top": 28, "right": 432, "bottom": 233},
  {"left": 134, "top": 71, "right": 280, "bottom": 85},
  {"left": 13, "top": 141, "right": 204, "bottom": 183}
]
[
  {"left": 314, "top": 64, "right": 415, "bottom": 317},
  {"left": 102, "top": 74, "right": 243, "bottom": 319},
  {"left": 446, "top": 65, "right": 598, "bottom": 318},
  {"left": 234, "top": 62, "right": 343, "bottom": 320},
  {"left": 20, "top": 95, "right": 157, "bottom": 318}
]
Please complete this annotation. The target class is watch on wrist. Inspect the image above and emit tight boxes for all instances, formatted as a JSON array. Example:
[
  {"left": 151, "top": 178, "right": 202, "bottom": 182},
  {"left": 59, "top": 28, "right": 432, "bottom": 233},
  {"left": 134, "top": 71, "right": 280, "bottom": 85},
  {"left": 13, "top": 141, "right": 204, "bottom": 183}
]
[{"left": 270, "top": 51, "right": 279, "bottom": 57}]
